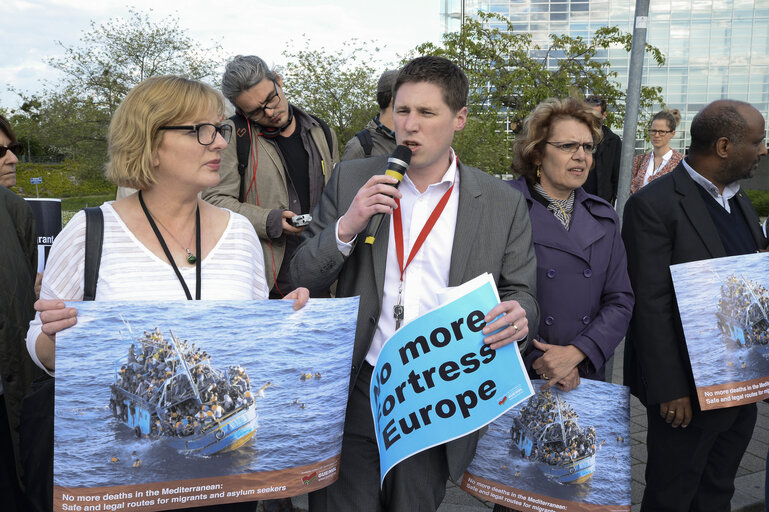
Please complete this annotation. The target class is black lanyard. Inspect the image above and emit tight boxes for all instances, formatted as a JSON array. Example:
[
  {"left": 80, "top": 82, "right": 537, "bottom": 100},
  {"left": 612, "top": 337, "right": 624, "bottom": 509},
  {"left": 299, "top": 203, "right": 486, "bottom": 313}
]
[{"left": 138, "top": 191, "right": 201, "bottom": 300}]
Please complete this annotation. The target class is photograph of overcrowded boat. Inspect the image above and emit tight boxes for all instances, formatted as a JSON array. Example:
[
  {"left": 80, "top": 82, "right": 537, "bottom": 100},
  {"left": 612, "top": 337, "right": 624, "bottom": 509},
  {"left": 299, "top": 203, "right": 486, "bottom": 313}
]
[
  {"left": 53, "top": 299, "right": 358, "bottom": 489},
  {"left": 109, "top": 325, "right": 259, "bottom": 456},
  {"left": 462, "top": 380, "right": 631, "bottom": 508},
  {"left": 671, "top": 253, "right": 769, "bottom": 390}
]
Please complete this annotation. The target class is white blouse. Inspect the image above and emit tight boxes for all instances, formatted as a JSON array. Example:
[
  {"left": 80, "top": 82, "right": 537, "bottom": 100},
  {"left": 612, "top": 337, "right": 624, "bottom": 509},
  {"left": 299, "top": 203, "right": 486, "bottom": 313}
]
[
  {"left": 642, "top": 149, "right": 674, "bottom": 186},
  {"left": 26, "top": 203, "right": 268, "bottom": 371}
]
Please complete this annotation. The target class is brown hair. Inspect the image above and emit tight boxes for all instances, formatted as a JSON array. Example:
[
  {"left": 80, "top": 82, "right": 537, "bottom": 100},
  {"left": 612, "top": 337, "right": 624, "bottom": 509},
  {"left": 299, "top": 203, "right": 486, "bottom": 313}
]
[
  {"left": 393, "top": 56, "right": 468, "bottom": 113},
  {"left": 512, "top": 97, "right": 603, "bottom": 185},
  {"left": 650, "top": 109, "right": 681, "bottom": 131},
  {"left": 0, "top": 114, "right": 18, "bottom": 144}
]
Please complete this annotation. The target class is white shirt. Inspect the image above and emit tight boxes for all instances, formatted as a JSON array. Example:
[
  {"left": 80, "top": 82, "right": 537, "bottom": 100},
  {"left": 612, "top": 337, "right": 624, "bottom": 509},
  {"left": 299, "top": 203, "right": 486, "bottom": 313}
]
[
  {"left": 643, "top": 149, "right": 674, "bottom": 186},
  {"left": 27, "top": 202, "right": 268, "bottom": 373},
  {"left": 682, "top": 158, "right": 740, "bottom": 213},
  {"left": 336, "top": 152, "right": 461, "bottom": 365}
]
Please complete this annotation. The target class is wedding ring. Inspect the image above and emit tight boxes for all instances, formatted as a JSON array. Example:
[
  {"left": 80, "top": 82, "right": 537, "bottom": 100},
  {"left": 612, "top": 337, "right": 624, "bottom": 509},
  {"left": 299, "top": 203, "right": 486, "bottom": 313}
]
[{"left": 513, "top": 323, "right": 519, "bottom": 333}]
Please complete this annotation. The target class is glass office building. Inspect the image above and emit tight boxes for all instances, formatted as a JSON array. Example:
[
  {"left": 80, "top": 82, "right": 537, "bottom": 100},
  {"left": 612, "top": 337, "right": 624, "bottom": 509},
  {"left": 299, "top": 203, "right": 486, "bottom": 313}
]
[{"left": 440, "top": 0, "right": 769, "bottom": 154}]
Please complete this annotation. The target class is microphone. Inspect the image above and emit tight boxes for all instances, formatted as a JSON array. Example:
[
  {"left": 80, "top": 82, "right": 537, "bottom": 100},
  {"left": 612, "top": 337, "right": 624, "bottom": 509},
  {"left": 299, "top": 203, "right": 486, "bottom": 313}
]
[{"left": 364, "top": 145, "right": 412, "bottom": 245}]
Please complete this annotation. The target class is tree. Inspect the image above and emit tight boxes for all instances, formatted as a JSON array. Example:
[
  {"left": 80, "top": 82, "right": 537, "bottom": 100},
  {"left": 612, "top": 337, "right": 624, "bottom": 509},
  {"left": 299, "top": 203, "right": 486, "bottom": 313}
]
[
  {"left": 281, "top": 39, "right": 390, "bottom": 153},
  {"left": 409, "top": 11, "right": 666, "bottom": 175},
  {"left": 12, "top": 8, "right": 224, "bottom": 175}
]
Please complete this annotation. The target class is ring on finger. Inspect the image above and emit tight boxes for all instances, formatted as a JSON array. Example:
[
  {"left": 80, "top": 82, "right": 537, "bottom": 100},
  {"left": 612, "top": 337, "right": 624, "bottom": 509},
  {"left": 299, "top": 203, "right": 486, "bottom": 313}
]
[{"left": 512, "top": 323, "right": 519, "bottom": 333}]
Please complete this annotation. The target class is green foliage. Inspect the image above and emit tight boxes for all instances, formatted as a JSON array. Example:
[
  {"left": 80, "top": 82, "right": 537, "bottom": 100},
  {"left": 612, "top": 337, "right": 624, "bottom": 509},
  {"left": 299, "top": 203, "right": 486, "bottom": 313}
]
[
  {"left": 282, "top": 39, "right": 387, "bottom": 154},
  {"left": 60, "top": 194, "right": 115, "bottom": 211},
  {"left": 10, "top": 162, "right": 115, "bottom": 198},
  {"left": 407, "top": 12, "right": 667, "bottom": 174},
  {"left": 9, "top": 8, "right": 224, "bottom": 173},
  {"left": 746, "top": 189, "right": 769, "bottom": 217}
]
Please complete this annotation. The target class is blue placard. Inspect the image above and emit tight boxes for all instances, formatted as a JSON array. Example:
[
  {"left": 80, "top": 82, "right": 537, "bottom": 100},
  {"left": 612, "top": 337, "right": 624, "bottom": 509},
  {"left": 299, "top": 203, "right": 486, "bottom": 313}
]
[
  {"left": 370, "top": 278, "right": 534, "bottom": 484},
  {"left": 30, "top": 177, "right": 43, "bottom": 184}
]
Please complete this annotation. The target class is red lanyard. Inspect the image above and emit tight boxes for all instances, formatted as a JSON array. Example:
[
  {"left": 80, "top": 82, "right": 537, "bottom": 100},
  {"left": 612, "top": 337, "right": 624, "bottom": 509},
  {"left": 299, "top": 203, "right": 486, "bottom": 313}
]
[{"left": 392, "top": 179, "right": 456, "bottom": 281}]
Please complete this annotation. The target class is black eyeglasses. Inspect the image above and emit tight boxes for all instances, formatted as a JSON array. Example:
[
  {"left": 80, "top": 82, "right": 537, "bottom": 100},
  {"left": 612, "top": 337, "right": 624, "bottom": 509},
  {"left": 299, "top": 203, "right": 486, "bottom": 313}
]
[
  {"left": 649, "top": 129, "right": 673, "bottom": 135},
  {"left": 546, "top": 141, "right": 597, "bottom": 154},
  {"left": 0, "top": 142, "right": 24, "bottom": 158},
  {"left": 159, "top": 123, "right": 233, "bottom": 145},
  {"left": 244, "top": 80, "right": 281, "bottom": 120}
]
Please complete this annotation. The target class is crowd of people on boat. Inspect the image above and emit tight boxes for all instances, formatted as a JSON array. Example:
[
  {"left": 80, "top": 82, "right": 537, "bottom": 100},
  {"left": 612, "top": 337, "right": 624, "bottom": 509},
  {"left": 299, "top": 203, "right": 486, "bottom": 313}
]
[
  {"left": 716, "top": 274, "right": 769, "bottom": 347},
  {"left": 111, "top": 328, "right": 255, "bottom": 438},
  {"left": 512, "top": 391, "right": 599, "bottom": 466}
]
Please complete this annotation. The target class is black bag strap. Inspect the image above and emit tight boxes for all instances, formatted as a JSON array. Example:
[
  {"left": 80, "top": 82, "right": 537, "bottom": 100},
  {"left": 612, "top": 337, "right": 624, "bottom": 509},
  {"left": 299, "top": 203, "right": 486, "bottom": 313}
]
[
  {"left": 230, "top": 113, "right": 251, "bottom": 202},
  {"left": 309, "top": 113, "right": 334, "bottom": 156},
  {"left": 355, "top": 129, "right": 374, "bottom": 157},
  {"left": 83, "top": 207, "right": 104, "bottom": 301}
]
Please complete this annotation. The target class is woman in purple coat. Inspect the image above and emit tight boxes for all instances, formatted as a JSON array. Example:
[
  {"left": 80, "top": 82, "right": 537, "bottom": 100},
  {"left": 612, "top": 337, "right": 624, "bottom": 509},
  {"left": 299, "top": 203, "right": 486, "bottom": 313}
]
[{"left": 508, "top": 97, "right": 634, "bottom": 392}]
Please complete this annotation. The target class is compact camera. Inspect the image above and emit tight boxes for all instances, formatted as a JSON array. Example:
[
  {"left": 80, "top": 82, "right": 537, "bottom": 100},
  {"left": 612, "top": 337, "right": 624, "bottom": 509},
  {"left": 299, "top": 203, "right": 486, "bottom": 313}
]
[{"left": 290, "top": 214, "right": 313, "bottom": 227}]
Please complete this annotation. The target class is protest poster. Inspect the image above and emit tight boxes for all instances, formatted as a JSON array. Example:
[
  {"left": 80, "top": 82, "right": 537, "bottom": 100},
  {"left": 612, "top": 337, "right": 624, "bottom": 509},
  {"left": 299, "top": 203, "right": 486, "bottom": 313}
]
[
  {"left": 670, "top": 252, "right": 769, "bottom": 410},
  {"left": 53, "top": 298, "right": 358, "bottom": 511},
  {"left": 370, "top": 274, "right": 533, "bottom": 484},
  {"left": 25, "top": 197, "right": 62, "bottom": 271},
  {"left": 460, "top": 380, "right": 631, "bottom": 512}
]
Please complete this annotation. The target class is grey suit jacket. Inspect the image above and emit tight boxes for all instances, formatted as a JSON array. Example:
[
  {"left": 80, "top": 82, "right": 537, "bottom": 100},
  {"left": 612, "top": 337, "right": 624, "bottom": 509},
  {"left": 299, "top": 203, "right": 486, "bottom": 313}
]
[{"left": 289, "top": 155, "right": 538, "bottom": 480}]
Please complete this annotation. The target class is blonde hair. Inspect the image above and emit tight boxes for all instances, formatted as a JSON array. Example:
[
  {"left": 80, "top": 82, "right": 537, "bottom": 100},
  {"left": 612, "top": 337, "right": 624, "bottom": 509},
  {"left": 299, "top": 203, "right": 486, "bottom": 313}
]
[
  {"left": 107, "top": 75, "right": 225, "bottom": 189},
  {"left": 512, "top": 97, "right": 603, "bottom": 185}
]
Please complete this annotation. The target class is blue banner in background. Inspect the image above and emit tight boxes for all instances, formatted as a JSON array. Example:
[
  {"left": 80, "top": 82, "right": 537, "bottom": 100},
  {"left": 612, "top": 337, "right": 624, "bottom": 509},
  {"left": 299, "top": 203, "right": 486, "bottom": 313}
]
[{"left": 370, "top": 276, "right": 533, "bottom": 484}]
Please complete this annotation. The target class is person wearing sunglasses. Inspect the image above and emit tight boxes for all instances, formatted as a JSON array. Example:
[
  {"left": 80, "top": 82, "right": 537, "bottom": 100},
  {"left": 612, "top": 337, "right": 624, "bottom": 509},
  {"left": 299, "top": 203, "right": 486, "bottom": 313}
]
[
  {"left": 631, "top": 109, "right": 684, "bottom": 193},
  {"left": 0, "top": 114, "right": 45, "bottom": 512},
  {"left": 0, "top": 116, "right": 24, "bottom": 188},
  {"left": 504, "top": 97, "right": 633, "bottom": 396},
  {"left": 26, "top": 76, "right": 307, "bottom": 512}
]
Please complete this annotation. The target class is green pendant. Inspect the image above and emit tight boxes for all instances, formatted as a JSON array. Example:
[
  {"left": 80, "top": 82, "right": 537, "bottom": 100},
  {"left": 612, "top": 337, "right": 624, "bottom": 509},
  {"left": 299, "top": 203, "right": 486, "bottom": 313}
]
[{"left": 186, "top": 250, "right": 197, "bottom": 264}]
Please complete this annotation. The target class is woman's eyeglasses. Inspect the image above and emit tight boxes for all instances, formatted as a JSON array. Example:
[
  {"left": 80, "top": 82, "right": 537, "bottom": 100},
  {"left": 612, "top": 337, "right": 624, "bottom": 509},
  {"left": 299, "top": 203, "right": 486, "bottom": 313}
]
[
  {"left": 158, "top": 124, "right": 233, "bottom": 145},
  {"left": 546, "top": 141, "right": 597, "bottom": 154}
]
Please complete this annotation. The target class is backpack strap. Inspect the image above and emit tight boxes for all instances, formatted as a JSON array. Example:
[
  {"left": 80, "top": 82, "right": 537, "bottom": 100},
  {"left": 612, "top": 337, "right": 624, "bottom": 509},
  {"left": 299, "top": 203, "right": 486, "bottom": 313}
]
[
  {"left": 83, "top": 207, "right": 104, "bottom": 301},
  {"left": 354, "top": 129, "right": 374, "bottom": 158},
  {"left": 309, "top": 113, "right": 334, "bottom": 156},
  {"left": 230, "top": 113, "right": 252, "bottom": 202}
]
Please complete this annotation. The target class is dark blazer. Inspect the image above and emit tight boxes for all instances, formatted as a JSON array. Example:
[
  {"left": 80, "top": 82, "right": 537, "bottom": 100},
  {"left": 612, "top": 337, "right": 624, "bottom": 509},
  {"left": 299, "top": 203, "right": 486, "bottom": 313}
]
[
  {"left": 583, "top": 125, "right": 622, "bottom": 203},
  {"left": 0, "top": 187, "right": 45, "bottom": 476},
  {"left": 622, "top": 163, "right": 766, "bottom": 429},
  {"left": 509, "top": 179, "right": 633, "bottom": 381},
  {"left": 289, "top": 155, "right": 539, "bottom": 480}
]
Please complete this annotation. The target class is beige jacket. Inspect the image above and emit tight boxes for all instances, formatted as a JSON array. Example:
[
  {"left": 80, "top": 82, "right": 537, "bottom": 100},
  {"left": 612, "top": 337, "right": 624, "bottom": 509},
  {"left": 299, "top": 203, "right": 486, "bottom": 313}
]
[{"left": 202, "top": 106, "right": 339, "bottom": 291}]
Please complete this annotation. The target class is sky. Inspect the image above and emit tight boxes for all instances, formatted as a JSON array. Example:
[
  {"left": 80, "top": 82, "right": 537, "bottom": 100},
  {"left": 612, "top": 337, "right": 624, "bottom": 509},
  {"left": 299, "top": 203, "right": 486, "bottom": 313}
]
[{"left": 2, "top": 0, "right": 443, "bottom": 110}]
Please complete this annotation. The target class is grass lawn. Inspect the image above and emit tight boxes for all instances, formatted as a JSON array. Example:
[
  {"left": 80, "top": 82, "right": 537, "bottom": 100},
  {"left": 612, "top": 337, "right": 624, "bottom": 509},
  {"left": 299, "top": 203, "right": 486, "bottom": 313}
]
[{"left": 61, "top": 194, "right": 114, "bottom": 225}]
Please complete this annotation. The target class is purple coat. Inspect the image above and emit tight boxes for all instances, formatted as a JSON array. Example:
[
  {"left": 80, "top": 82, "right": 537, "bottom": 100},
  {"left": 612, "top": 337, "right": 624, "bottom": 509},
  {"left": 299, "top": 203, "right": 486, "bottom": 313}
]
[{"left": 509, "top": 178, "right": 634, "bottom": 381}]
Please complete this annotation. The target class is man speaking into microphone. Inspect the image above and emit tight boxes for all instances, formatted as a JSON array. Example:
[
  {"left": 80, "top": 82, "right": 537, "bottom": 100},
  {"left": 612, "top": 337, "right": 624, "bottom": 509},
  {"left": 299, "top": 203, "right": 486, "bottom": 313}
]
[{"left": 289, "top": 56, "right": 538, "bottom": 512}]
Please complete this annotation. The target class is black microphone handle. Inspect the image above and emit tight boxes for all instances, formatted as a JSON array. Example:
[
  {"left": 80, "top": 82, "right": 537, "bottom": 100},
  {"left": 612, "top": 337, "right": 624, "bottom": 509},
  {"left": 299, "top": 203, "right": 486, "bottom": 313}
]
[{"left": 364, "top": 170, "right": 405, "bottom": 245}]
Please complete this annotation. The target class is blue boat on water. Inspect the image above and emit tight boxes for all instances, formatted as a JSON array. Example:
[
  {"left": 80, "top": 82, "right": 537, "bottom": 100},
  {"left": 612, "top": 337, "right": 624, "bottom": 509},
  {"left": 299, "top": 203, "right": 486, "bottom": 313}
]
[
  {"left": 511, "top": 391, "right": 597, "bottom": 485},
  {"left": 109, "top": 326, "right": 258, "bottom": 456},
  {"left": 715, "top": 274, "right": 769, "bottom": 349}
]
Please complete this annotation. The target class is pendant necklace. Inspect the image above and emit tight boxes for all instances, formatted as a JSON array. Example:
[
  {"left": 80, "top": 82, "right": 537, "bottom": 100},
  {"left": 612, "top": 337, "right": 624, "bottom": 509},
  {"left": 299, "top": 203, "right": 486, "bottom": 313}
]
[
  {"left": 141, "top": 197, "right": 197, "bottom": 263},
  {"left": 138, "top": 191, "right": 201, "bottom": 300}
]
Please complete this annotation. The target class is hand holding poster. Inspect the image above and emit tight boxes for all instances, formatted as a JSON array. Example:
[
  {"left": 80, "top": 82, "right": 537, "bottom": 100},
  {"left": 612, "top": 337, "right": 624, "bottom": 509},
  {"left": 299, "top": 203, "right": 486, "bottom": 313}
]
[
  {"left": 460, "top": 380, "right": 632, "bottom": 512},
  {"left": 54, "top": 298, "right": 358, "bottom": 511},
  {"left": 670, "top": 252, "right": 769, "bottom": 410},
  {"left": 370, "top": 274, "right": 533, "bottom": 484}
]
